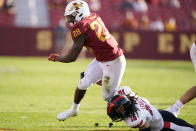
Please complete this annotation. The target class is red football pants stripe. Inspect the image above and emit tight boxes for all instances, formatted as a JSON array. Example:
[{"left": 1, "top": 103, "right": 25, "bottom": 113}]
[{"left": 164, "top": 121, "right": 170, "bottom": 128}]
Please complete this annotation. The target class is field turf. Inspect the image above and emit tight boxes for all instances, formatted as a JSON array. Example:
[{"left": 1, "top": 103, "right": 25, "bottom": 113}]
[{"left": 0, "top": 56, "right": 195, "bottom": 130}]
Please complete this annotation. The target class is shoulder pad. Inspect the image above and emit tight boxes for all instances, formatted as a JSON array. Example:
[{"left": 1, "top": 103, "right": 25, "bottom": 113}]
[
  {"left": 71, "top": 19, "right": 90, "bottom": 40},
  {"left": 114, "top": 86, "right": 135, "bottom": 96}
]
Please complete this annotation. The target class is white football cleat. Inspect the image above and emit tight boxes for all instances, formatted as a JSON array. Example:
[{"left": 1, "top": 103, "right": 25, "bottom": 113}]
[
  {"left": 166, "top": 106, "right": 180, "bottom": 117},
  {"left": 57, "top": 108, "right": 78, "bottom": 121}
]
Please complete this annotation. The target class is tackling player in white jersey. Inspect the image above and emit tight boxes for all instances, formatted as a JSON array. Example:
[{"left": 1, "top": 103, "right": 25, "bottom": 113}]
[{"left": 107, "top": 86, "right": 196, "bottom": 131}]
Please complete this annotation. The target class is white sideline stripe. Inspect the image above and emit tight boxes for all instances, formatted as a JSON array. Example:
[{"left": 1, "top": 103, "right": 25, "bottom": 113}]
[{"left": 170, "top": 122, "right": 194, "bottom": 131}]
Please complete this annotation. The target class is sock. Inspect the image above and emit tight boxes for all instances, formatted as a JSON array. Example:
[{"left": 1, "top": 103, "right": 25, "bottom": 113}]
[
  {"left": 173, "top": 100, "right": 184, "bottom": 110},
  {"left": 72, "top": 102, "right": 80, "bottom": 111}
]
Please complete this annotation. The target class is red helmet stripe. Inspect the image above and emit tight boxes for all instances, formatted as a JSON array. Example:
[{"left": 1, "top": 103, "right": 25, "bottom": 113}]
[
  {"left": 113, "top": 95, "right": 124, "bottom": 103},
  {"left": 108, "top": 103, "right": 114, "bottom": 114},
  {"left": 108, "top": 95, "right": 124, "bottom": 114}
]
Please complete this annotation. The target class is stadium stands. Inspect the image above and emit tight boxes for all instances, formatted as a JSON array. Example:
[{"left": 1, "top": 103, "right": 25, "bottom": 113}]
[
  {"left": 0, "top": 0, "right": 196, "bottom": 31},
  {"left": 0, "top": 0, "right": 14, "bottom": 26}
]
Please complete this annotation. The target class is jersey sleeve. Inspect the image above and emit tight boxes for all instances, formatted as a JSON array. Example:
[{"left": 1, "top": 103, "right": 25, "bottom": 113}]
[
  {"left": 114, "top": 86, "right": 135, "bottom": 96},
  {"left": 71, "top": 20, "right": 90, "bottom": 40},
  {"left": 124, "top": 108, "right": 147, "bottom": 128}
]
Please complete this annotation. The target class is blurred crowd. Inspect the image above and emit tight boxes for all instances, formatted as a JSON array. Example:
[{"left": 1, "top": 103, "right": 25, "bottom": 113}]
[
  {"left": 121, "top": 0, "right": 196, "bottom": 31},
  {"left": 0, "top": 0, "right": 196, "bottom": 31},
  {"left": 0, "top": 0, "right": 14, "bottom": 14},
  {"left": 48, "top": 0, "right": 196, "bottom": 31},
  {"left": 0, "top": 0, "right": 14, "bottom": 26}
]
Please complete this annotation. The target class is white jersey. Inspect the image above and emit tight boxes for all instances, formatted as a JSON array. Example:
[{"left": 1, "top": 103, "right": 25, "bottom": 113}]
[
  {"left": 114, "top": 86, "right": 164, "bottom": 131},
  {"left": 114, "top": 86, "right": 135, "bottom": 97}
]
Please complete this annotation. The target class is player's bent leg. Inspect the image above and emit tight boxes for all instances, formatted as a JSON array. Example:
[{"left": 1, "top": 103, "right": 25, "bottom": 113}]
[
  {"left": 57, "top": 87, "right": 87, "bottom": 121},
  {"left": 57, "top": 60, "right": 102, "bottom": 121},
  {"left": 78, "top": 59, "right": 102, "bottom": 91},
  {"left": 166, "top": 100, "right": 182, "bottom": 117},
  {"left": 57, "top": 78, "right": 92, "bottom": 121},
  {"left": 179, "top": 86, "right": 196, "bottom": 105},
  {"left": 159, "top": 110, "right": 194, "bottom": 131},
  {"left": 166, "top": 86, "right": 196, "bottom": 117},
  {"left": 100, "top": 55, "right": 126, "bottom": 101},
  {"left": 57, "top": 102, "right": 79, "bottom": 121}
]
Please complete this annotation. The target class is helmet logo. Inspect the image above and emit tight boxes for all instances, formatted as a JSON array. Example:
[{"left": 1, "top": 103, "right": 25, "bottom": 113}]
[
  {"left": 116, "top": 105, "right": 126, "bottom": 114},
  {"left": 71, "top": 2, "right": 83, "bottom": 11}
]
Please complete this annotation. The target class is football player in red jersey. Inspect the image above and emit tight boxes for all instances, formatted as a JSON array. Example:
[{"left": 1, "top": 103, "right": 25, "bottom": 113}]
[{"left": 48, "top": 0, "right": 126, "bottom": 121}]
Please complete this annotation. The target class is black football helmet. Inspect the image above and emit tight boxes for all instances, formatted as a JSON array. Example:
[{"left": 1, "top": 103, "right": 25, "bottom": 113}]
[{"left": 107, "top": 95, "right": 133, "bottom": 122}]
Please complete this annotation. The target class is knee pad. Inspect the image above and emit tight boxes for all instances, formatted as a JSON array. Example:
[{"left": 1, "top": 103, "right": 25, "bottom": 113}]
[{"left": 78, "top": 77, "right": 92, "bottom": 90}]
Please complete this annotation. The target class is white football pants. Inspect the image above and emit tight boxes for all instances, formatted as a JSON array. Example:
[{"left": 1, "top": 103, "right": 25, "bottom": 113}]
[
  {"left": 78, "top": 55, "right": 126, "bottom": 100},
  {"left": 190, "top": 42, "right": 196, "bottom": 73}
]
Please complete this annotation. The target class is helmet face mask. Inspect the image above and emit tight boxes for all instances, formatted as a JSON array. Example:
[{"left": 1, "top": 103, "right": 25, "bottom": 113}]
[
  {"left": 65, "top": 15, "right": 75, "bottom": 24},
  {"left": 109, "top": 104, "right": 128, "bottom": 122},
  {"left": 107, "top": 95, "right": 132, "bottom": 122},
  {"left": 64, "top": 0, "right": 90, "bottom": 24}
]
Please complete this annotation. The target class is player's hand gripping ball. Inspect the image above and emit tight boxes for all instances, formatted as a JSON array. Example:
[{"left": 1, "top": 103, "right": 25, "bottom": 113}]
[{"left": 48, "top": 53, "right": 60, "bottom": 61}]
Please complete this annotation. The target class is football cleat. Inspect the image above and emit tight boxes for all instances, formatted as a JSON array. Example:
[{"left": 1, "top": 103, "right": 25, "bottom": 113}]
[
  {"left": 57, "top": 108, "right": 78, "bottom": 121},
  {"left": 166, "top": 106, "right": 180, "bottom": 117}
]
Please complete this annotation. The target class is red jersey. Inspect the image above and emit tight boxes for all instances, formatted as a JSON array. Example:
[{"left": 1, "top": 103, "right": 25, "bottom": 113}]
[{"left": 71, "top": 13, "right": 123, "bottom": 62}]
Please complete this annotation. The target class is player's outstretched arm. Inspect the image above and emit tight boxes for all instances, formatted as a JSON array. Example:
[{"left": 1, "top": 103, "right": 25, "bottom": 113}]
[
  {"left": 139, "top": 121, "right": 151, "bottom": 131},
  {"left": 48, "top": 34, "right": 87, "bottom": 63}
]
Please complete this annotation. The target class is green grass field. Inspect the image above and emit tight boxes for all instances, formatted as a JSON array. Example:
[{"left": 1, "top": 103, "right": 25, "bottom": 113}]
[{"left": 0, "top": 56, "right": 196, "bottom": 130}]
